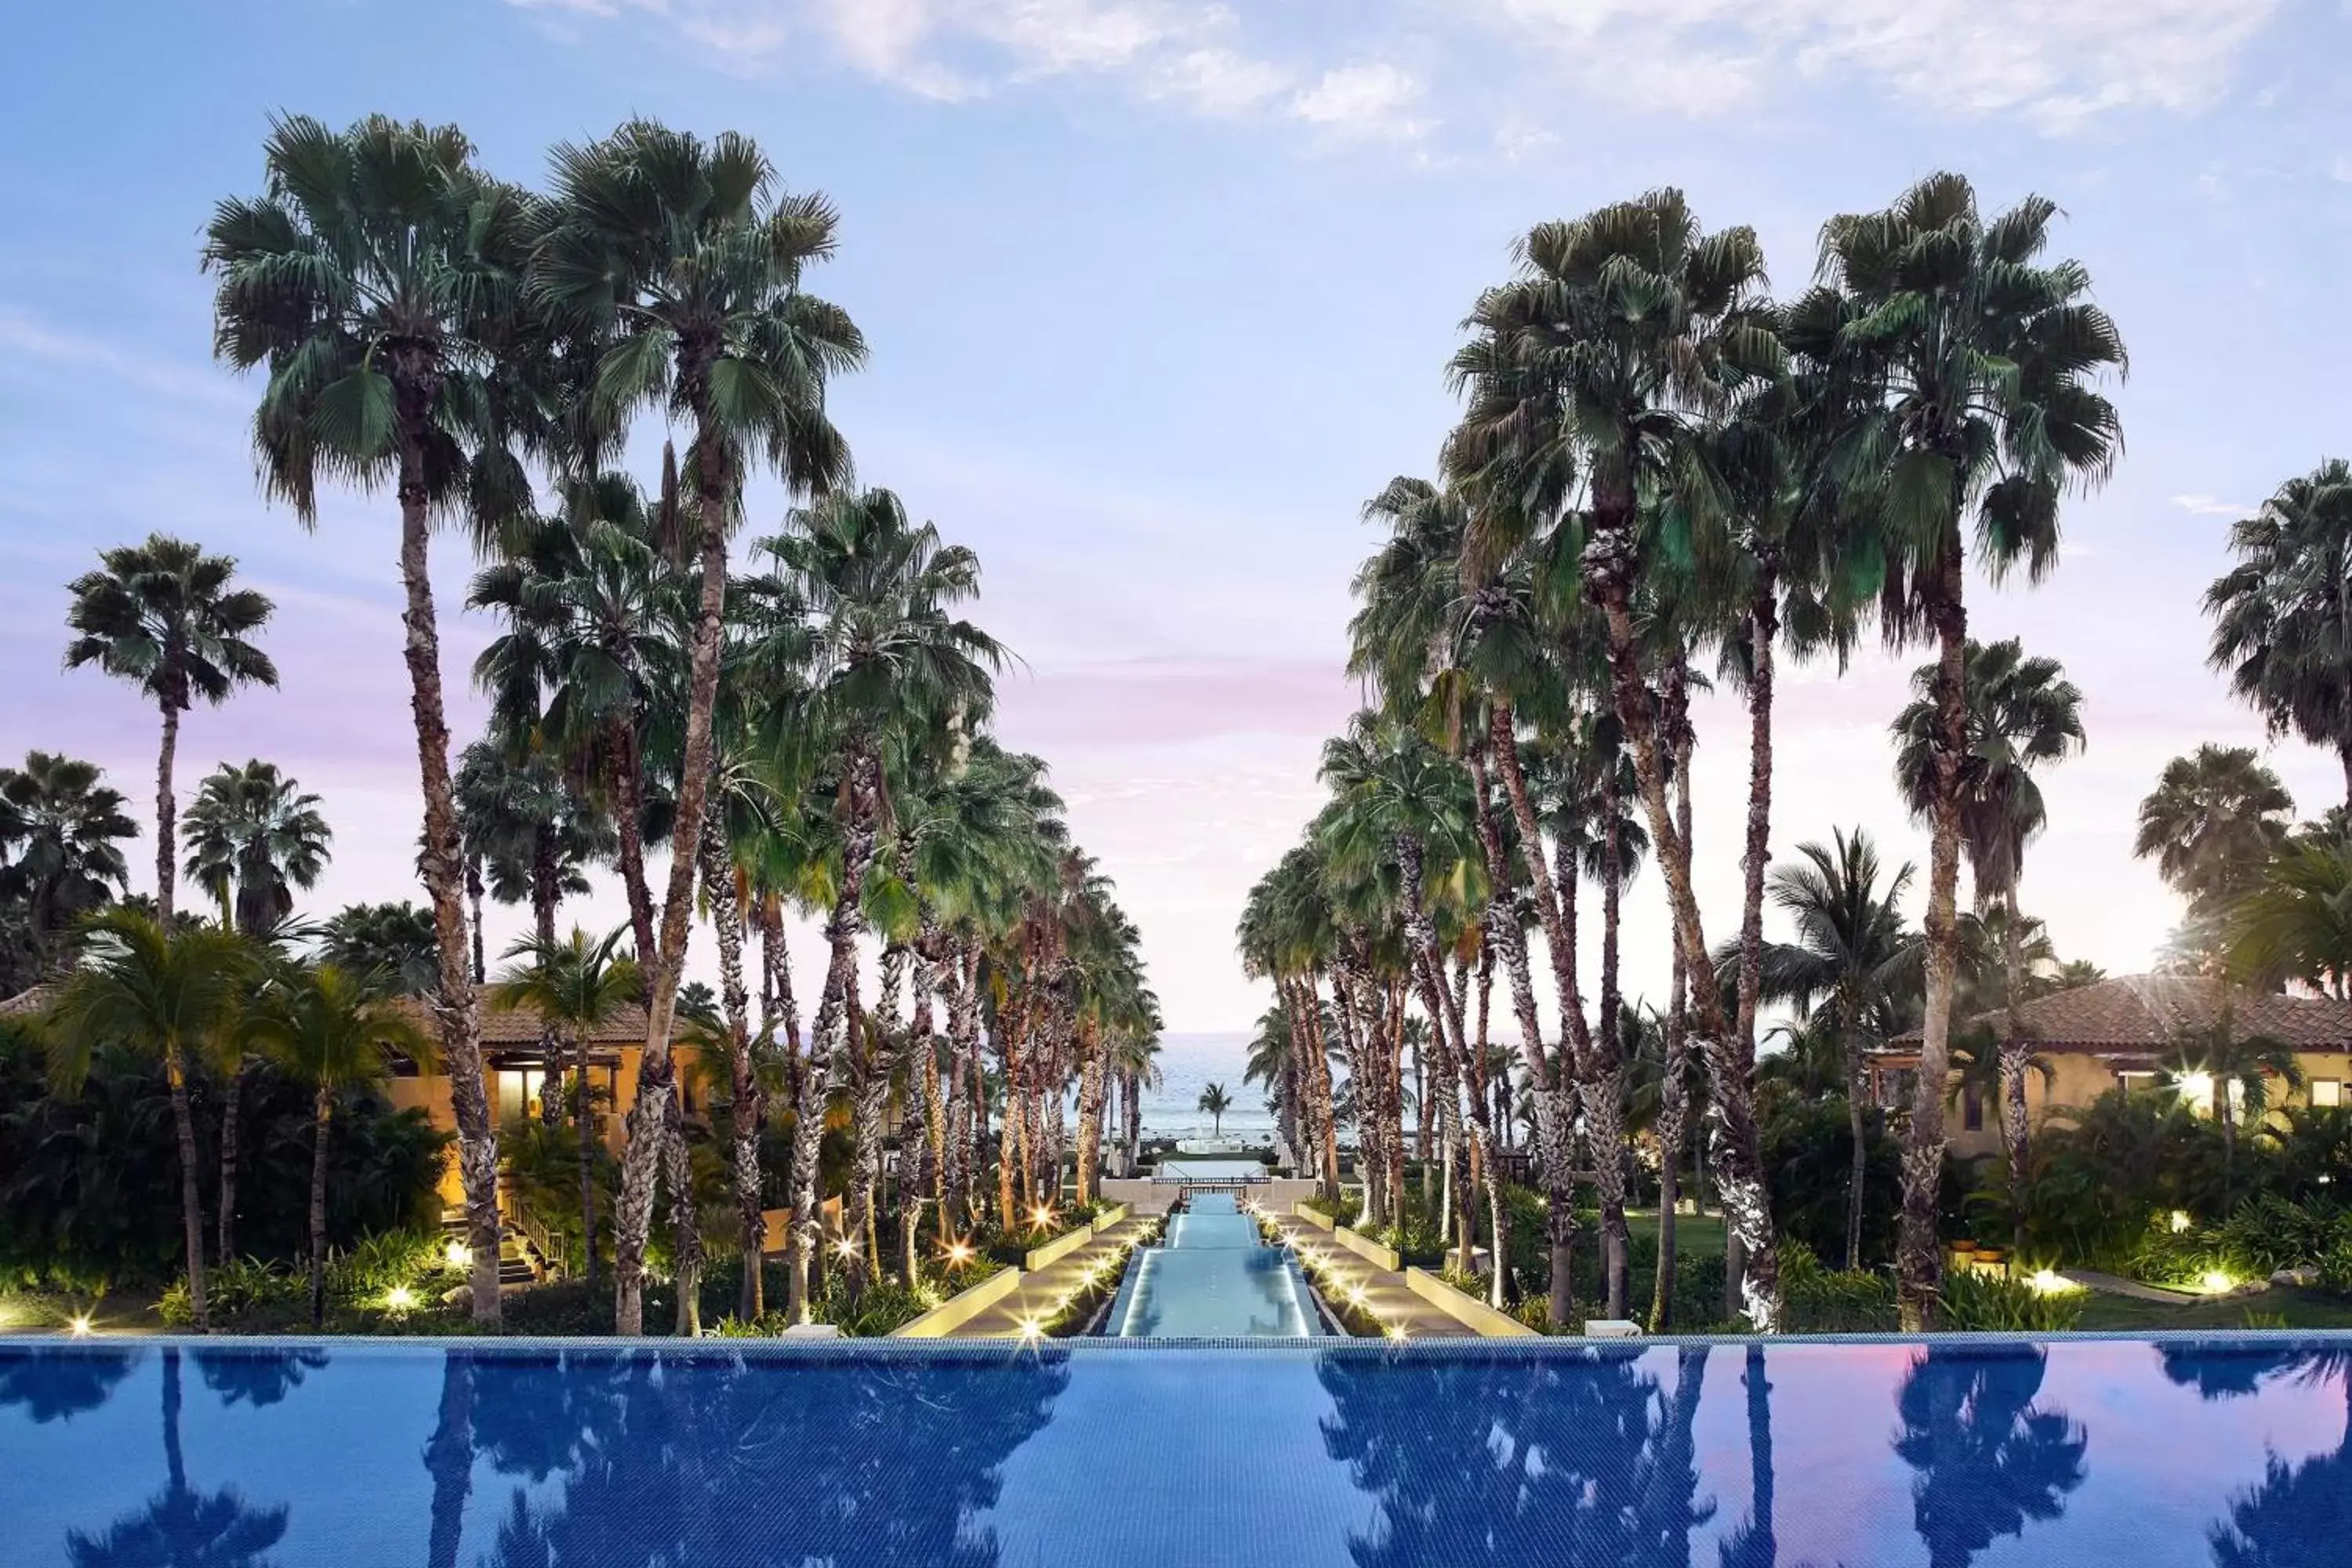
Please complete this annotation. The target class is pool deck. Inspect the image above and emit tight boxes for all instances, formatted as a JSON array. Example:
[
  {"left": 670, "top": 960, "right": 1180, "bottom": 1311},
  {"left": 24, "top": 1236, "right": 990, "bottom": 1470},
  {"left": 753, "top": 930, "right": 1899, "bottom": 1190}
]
[
  {"left": 949, "top": 1216, "right": 1154, "bottom": 1338},
  {"left": 1265, "top": 1212, "right": 1475, "bottom": 1339}
]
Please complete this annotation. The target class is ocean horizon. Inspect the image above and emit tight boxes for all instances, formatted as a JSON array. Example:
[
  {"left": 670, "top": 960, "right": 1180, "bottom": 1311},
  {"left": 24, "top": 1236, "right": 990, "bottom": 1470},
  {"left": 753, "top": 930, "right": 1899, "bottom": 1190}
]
[{"left": 1133, "top": 1030, "right": 1269, "bottom": 1140}]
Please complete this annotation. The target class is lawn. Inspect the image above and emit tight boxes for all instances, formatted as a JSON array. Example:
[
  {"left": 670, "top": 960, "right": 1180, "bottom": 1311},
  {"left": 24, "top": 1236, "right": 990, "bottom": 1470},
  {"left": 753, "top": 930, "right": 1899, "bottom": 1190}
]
[
  {"left": 2070, "top": 1287, "right": 2352, "bottom": 1334},
  {"left": 1626, "top": 1209, "right": 1727, "bottom": 1259}
]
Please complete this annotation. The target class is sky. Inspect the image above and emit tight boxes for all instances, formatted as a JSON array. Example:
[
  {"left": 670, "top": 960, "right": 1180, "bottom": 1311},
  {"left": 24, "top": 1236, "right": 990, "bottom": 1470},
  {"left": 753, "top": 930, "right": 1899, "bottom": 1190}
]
[{"left": 1, "top": 0, "right": 2348, "bottom": 1033}]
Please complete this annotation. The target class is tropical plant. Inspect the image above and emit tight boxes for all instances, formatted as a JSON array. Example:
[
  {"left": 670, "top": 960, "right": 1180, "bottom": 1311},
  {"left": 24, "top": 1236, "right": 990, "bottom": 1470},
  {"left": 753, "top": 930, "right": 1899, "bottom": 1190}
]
[
  {"left": 1807, "top": 175, "right": 2125, "bottom": 1328},
  {"left": 1894, "top": 637, "right": 2084, "bottom": 1259},
  {"left": 64, "top": 535, "right": 278, "bottom": 929},
  {"left": 205, "top": 113, "right": 545, "bottom": 1324},
  {"left": 533, "top": 120, "right": 864, "bottom": 1334},
  {"left": 2134, "top": 746, "right": 2295, "bottom": 927},
  {"left": 2158, "top": 1018, "right": 2303, "bottom": 1189},
  {"left": 0, "top": 752, "right": 136, "bottom": 979},
  {"left": 42, "top": 909, "right": 254, "bottom": 1328},
  {"left": 2206, "top": 459, "right": 2352, "bottom": 808},
  {"left": 180, "top": 760, "right": 331, "bottom": 937},
  {"left": 241, "top": 964, "right": 428, "bottom": 1325},
  {"left": 1196, "top": 1081, "right": 1232, "bottom": 1138},
  {"left": 2227, "top": 840, "right": 2352, "bottom": 997},
  {"left": 318, "top": 902, "right": 441, "bottom": 996}
]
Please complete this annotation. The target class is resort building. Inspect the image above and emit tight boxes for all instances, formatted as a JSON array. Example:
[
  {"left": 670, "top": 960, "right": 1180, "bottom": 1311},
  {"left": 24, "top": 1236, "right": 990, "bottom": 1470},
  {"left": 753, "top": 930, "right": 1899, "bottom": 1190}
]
[{"left": 1873, "top": 973, "right": 2352, "bottom": 1158}]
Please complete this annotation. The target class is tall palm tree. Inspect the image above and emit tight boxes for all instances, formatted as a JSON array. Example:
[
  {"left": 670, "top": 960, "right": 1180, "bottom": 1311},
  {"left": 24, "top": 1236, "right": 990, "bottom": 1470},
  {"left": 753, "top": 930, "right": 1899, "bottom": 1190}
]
[
  {"left": 453, "top": 738, "right": 608, "bottom": 953},
  {"left": 243, "top": 963, "right": 428, "bottom": 1325},
  {"left": 180, "top": 760, "right": 332, "bottom": 937},
  {"left": 1196, "top": 1082, "right": 1232, "bottom": 1139},
  {"left": 1447, "top": 188, "right": 1792, "bottom": 1329},
  {"left": 1895, "top": 637, "right": 2084, "bottom": 1258},
  {"left": 64, "top": 535, "right": 278, "bottom": 929},
  {"left": 1808, "top": 175, "right": 2125, "bottom": 1328},
  {"left": 206, "top": 114, "right": 544, "bottom": 1324},
  {"left": 1730, "top": 827, "right": 1921, "bottom": 1269},
  {"left": 756, "top": 488, "right": 1003, "bottom": 1304},
  {"left": 534, "top": 122, "right": 864, "bottom": 1335},
  {"left": 0, "top": 752, "right": 136, "bottom": 973},
  {"left": 488, "top": 926, "right": 642, "bottom": 1292},
  {"left": 2135, "top": 746, "right": 2295, "bottom": 919},
  {"left": 43, "top": 909, "right": 252, "bottom": 1330},
  {"left": 2206, "top": 459, "right": 2352, "bottom": 807}
]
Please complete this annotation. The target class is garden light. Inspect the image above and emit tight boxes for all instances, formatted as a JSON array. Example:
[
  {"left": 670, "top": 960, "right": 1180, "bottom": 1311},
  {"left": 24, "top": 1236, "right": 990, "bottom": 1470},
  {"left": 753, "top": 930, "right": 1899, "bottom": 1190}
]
[
  {"left": 1031, "top": 1207, "right": 1054, "bottom": 1230},
  {"left": 1383, "top": 1323, "right": 1407, "bottom": 1342},
  {"left": 384, "top": 1286, "right": 417, "bottom": 1312},
  {"left": 834, "top": 1238, "right": 860, "bottom": 1259},
  {"left": 67, "top": 1314, "right": 93, "bottom": 1338},
  {"left": 2027, "top": 1269, "right": 2080, "bottom": 1296},
  {"left": 2169, "top": 1210, "right": 2193, "bottom": 1233},
  {"left": 946, "top": 1241, "right": 975, "bottom": 1266},
  {"left": 1017, "top": 1316, "right": 1044, "bottom": 1340},
  {"left": 445, "top": 1241, "right": 473, "bottom": 1269},
  {"left": 2201, "top": 1271, "right": 2235, "bottom": 1295}
]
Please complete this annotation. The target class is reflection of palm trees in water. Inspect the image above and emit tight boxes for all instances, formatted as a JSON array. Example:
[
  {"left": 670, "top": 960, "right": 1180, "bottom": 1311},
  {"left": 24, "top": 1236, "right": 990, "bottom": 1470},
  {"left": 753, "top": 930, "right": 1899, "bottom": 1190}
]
[
  {"left": 2162, "top": 1342, "right": 2352, "bottom": 1566},
  {"left": 437, "top": 1348, "right": 1070, "bottom": 1568},
  {"left": 1893, "top": 1346, "right": 2087, "bottom": 1568},
  {"left": 1718, "top": 1346, "right": 1775, "bottom": 1568},
  {"left": 0, "top": 1344, "right": 137, "bottom": 1423},
  {"left": 1317, "top": 1346, "right": 1716, "bottom": 1566},
  {"left": 65, "top": 1346, "right": 290, "bottom": 1568}
]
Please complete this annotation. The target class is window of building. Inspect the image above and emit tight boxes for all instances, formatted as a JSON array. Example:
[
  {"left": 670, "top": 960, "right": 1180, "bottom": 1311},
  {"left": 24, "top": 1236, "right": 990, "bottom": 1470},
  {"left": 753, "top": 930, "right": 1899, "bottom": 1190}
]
[
  {"left": 494, "top": 1067, "right": 552, "bottom": 1127},
  {"left": 1962, "top": 1083, "right": 1984, "bottom": 1133},
  {"left": 2116, "top": 1070, "right": 2157, "bottom": 1095},
  {"left": 2314, "top": 1079, "right": 2344, "bottom": 1109}
]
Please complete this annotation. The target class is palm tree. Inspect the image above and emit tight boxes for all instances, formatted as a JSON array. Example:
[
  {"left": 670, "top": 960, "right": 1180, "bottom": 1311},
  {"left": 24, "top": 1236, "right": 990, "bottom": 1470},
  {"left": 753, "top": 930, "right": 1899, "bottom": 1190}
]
[
  {"left": 180, "top": 760, "right": 332, "bottom": 937},
  {"left": 1731, "top": 827, "right": 1921, "bottom": 1269},
  {"left": 1809, "top": 174, "right": 2125, "bottom": 1328},
  {"left": 2134, "top": 746, "right": 2295, "bottom": 920},
  {"left": 1895, "top": 637, "right": 2084, "bottom": 1258},
  {"left": 2160, "top": 1018, "right": 2303, "bottom": 1191},
  {"left": 453, "top": 737, "right": 608, "bottom": 954},
  {"left": 756, "top": 488, "right": 1003, "bottom": 1305},
  {"left": 2227, "top": 840, "right": 2352, "bottom": 1000},
  {"left": 533, "top": 122, "right": 863, "bottom": 1334},
  {"left": 63, "top": 535, "right": 278, "bottom": 928},
  {"left": 1447, "top": 188, "right": 1791, "bottom": 1329},
  {"left": 243, "top": 963, "right": 428, "bottom": 1326},
  {"left": 488, "top": 926, "right": 642, "bottom": 1291},
  {"left": 1197, "top": 1081, "right": 1232, "bottom": 1139},
  {"left": 0, "top": 752, "right": 136, "bottom": 974},
  {"left": 318, "top": 902, "right": 440, "bottom": 996},
  {"left": 205, "top": 114, "right": 544, "bottom": 1325},
  {"left": 43, "top": 909, "right": 252, "bottom": 1330},
  {"left": 2206, "top": 460, "right": 2352, "bottom": 807}
]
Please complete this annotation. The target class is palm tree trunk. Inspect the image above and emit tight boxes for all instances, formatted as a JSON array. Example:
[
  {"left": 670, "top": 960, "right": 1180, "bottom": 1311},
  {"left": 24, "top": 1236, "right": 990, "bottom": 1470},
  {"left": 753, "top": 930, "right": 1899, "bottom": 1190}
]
[
  {"left": 467, "top": 858, "right": 486, "bottom": 986},
  {"left": 395, "top": 404, "right": 499, "bottom": 1325},
  {"left": 1845, "top": 1020, "right": 1871, "bottom": 1273},
  {"left": 154, "top": 696, "right": 181, "bottom": 927},
  {"left": 699, "top": 815, "right": 764, "bottom": 1322},
  {"left": 2002, "top": 884, "right": 2031, "bottom": 1262},
  {"left": 1733, "top": 571, "right": 1783, "bottom": 1297},
  {"left": 666, "top": 1084, "right": 702, "bottom": 1336},
  {"left": 1900, "top": 549, "right": 1970, "bottom": 1330},
  {"left": 1075, "top": 1019, "right": 1106, "bottom": 1205},
  {"left": 1468, "top": 744, "right": 1576, "bottom": 1327},
  {"left": 1653, "top": 906, "right": 1690, "bottom": 1330},
  {"left": 308, "top": 1085, "right": 332, "bottom": 1329},
  {"left": 1587, "top": 510, "right": 1780, "bottom": 1330},
  {"left": 575, "top": 1029, "right": 599, "bottom": 1289},
  {"left": 166, "top": 1047, "right": 209, "bottom": 1331},
  {"left": 216, "top": 1061, "right": 244, "bottom": 1264},
  {"left": 1592, "top": 748, "right": 1633, "bottom": 1319}
]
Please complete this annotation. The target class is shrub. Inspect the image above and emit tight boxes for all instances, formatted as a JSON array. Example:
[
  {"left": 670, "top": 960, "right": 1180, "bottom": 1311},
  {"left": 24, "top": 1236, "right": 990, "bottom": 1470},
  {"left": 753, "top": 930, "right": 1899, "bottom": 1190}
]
[
  {"left": 1777, "top": 1240, "right": 1899, "bottom": 1334},
  {"left": 2211, "top": 1195, "right": 2350, "bottom": 1279},
  {"left": 1936, "top": 1269, "right": 2083, "bottom": 1333}
]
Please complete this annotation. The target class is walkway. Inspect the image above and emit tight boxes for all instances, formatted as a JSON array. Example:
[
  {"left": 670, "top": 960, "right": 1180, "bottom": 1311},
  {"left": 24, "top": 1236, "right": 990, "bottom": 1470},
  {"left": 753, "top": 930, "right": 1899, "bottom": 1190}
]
[
  {"left": 2063, "top": 1269, "right": 2205, "bottom": 1304},
  {"left": 949, "top": 1216, "right": 1152, "bottom": 1338},
  {"left": 1264, "top": 1212, "right": 1475, "bottom": 1339}
]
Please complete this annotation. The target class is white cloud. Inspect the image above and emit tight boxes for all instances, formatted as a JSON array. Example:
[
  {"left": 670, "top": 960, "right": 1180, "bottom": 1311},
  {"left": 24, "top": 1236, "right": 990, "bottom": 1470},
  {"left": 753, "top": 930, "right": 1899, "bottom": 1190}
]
[
  {"left": 1486, "top": 0, "right": 2278, "bottom": 131},
  {"left": 1289, "top": 61, "right": 1432, "bottom": 140},
  {"left": 1144, "top": 47, "right": 1293, "bottom": 115},
  {"left": 2332, "top": 153, "right": 2352, "bottom": 183},
  {"left": 2172, "top": 493, "right": 2255, "bottom": 517}
]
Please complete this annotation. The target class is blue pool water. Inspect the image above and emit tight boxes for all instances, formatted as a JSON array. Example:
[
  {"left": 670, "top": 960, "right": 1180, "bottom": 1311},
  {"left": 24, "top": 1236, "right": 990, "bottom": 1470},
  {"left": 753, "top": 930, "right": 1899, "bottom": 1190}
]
[
  {"left": 1157, "top": 1156, "right": 1270, "bottom": 1181},
  {"left": 1107, "top": 1194, "right": 1322, "bottom": 1338},
  {"left": 2, "top": 1335, "right": 2349, "bottom": 1566}
]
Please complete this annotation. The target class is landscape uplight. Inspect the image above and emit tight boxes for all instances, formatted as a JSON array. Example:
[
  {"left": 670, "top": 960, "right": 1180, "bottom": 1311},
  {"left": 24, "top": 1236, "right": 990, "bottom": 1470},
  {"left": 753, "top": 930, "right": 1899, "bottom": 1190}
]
[
  {"left": 2169, "top": 1210, "right": 2193, "bottom": 1234},
  {"left": 445, "top": 1240, "right": 473, "bottom": 1269},
  {"left": 946, "top": 1240, "right": 975, "bottom": 1266},
  {"left": 2201, "top": 1270, "right": 2235, "bottom": 1295},
  {"left": 1017, "top": 1316, "right": 1044, "bottom": 1341},
  {"left": 67, "top": 1313, "right": 93, "bottom": 1338},
  {"left": 834, "top": 1237, "right": 860, "bottom": 1259},
  {"left": 384, "top": 1286, "right": 417, "bottom": 1313},
  {"left": 2027, "top": 1269, "right": 2079, "bottom": 1297},
  {"left": 1030, "top": 1207, "right": 1055, "bottom": 1230}
]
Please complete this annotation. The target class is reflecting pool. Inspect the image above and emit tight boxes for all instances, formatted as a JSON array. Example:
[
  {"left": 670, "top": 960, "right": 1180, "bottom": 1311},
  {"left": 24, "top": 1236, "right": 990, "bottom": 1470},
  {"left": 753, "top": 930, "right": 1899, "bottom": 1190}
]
[
  {"left": 1, "top": 1335, "right": 2347, "bottom": 1566},
  {"left": 1107, "top": 1194, "right": 1321, "bottom": 1337}
]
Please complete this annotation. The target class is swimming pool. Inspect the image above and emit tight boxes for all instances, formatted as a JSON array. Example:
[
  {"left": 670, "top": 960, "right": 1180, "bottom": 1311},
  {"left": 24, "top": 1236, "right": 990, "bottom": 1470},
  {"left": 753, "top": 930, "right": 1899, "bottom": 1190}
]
[
  {"left": 1106, "top": 1193, "right": 1323, "bottom": 1338},
  {"left": 2, "top": 1334, "right": 2347, "bottom": 1565}
]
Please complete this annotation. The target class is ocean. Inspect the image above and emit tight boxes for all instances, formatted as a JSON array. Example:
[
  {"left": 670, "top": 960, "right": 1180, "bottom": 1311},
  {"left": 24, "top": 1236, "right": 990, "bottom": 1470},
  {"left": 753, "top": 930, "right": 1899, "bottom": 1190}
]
[{"left": 1132, "top": 1031, "right": 1272, "bottom": 1141}]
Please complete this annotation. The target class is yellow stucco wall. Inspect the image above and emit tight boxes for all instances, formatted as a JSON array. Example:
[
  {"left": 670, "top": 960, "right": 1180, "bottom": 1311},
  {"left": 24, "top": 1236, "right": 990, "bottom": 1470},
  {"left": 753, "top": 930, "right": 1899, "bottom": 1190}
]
[{"left": 1941, "top": 1048, "right": 2352, "bottom": 1160}]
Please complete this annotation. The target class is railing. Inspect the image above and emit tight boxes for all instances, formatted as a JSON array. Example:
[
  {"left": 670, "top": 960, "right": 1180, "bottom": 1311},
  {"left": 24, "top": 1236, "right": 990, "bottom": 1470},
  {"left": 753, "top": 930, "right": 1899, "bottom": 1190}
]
[{"left": 499, "top": 1178, "right": 565, "bottom": 1283}]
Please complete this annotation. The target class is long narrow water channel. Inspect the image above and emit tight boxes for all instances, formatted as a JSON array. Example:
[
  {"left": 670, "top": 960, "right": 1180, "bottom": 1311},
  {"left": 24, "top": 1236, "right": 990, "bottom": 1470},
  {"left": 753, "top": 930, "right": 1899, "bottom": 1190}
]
[{"left": 1102, "top": 1194, "right": 1328, "bottom": 1338}]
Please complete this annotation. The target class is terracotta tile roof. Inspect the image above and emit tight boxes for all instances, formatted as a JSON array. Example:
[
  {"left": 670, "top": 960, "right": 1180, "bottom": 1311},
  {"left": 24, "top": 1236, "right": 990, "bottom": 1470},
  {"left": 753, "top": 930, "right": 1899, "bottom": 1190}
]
[
  {"left": 389, "top": 995, "right": 651, "bottom": 1047},
  {"left": 1887, "top": 974, "right": 2352, "bottom": 1054}
]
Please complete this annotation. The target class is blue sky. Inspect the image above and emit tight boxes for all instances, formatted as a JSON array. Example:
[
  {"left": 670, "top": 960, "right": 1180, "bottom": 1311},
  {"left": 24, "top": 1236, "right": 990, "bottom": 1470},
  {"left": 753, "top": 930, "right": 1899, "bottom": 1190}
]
[{"left": 2, "top": 0, "right": 2348, "bottom": 1029}]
